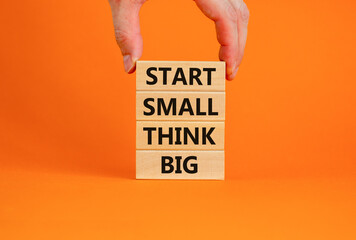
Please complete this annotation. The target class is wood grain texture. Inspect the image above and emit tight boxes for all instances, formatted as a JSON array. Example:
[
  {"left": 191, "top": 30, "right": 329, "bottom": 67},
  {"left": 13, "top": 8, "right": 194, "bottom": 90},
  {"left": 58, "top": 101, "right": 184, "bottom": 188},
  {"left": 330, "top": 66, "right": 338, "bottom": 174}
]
[
  {"left": 136, "top": 150, "right": 224, "bottom": 180},
  {"left": 136, "top": 121, "right": 225, "bottom": 150},
  {"left": 136, "top": 61, "right": 225, "bottom": 91},
  {"left": 136, "top": 91, "right": 225, "bottom": 121}
]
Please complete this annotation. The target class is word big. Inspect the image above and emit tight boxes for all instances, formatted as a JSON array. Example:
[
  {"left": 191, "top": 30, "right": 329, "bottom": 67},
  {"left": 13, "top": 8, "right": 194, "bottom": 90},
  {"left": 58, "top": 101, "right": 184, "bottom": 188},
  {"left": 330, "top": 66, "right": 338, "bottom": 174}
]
[{"left": 161, "top": 156, "right": 198, "bottom": 174}]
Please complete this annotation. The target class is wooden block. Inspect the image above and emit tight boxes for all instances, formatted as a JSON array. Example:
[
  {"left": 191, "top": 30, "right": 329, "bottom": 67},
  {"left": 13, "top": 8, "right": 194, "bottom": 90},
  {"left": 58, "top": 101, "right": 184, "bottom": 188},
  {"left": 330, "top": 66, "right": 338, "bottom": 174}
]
[
  {"left": 136, "top": 121, "right": 224, "bottom": 150},
  {"left": 136, "top": 61, "right": 225, "bottom": 92},
  {"left": 136, "top": 150, "right": 224, "bottom": 180},
  {"left": 136, "top": 91, "right": 225, "bottom": 121}
]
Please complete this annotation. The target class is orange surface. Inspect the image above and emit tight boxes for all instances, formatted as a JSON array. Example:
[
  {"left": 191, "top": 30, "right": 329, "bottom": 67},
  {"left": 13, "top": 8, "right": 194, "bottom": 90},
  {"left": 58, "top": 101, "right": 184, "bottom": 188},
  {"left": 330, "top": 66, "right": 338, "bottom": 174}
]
[{"left": 0, "top": 0, "right": 355, "bottom": 239}]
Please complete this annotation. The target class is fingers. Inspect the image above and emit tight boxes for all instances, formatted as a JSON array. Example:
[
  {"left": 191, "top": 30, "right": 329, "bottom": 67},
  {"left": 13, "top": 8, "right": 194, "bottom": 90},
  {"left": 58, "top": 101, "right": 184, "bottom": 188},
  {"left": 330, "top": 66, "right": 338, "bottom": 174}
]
[
  {"left": 108, "top": 0, "right": 249, "bottom": 77},
  {"left": 194, "top": 0, "right": 249, "bottom": 80},
  {"left": 108, "top": 0, "right": 146, "bottom": 73},
  {"left": 229, "top": 0, "right": 249, "bottom": 76}
]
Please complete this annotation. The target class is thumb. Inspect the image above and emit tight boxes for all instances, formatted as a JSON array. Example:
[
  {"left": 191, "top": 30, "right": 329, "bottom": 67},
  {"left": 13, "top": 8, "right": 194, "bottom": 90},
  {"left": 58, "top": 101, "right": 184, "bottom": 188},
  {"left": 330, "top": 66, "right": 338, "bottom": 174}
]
[{"left": 108, "top": 0, "right": 146, "bottom": 73}]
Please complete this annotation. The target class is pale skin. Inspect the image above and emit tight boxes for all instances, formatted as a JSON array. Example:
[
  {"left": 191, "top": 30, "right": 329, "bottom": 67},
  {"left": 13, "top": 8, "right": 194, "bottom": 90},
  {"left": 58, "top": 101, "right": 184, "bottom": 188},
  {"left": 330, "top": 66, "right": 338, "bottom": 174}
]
[{"left": 108, "top": 0, "right": 249, "bottom": 80}]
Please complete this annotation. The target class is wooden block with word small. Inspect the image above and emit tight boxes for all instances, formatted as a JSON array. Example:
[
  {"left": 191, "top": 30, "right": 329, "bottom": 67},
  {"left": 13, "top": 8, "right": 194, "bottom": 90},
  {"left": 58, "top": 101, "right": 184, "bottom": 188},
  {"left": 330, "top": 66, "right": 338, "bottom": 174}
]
[
  {"left": 136, "top": 150, "right": 224, "bottom": 179},
  {"left": 136, "top": 91, "right": 225, "bottom": 121},
  {"left": 136, "top": 61, "right": 225, "bottom": 92},
  {"left": 136, "top": 61, "right": 225, "bottom": 180}
]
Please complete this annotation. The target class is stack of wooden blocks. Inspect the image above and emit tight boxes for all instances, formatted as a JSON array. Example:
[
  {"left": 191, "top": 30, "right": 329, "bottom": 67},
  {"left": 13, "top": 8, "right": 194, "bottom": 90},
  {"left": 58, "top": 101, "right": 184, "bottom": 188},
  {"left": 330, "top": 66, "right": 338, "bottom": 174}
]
[{"left": 136, "top": 61, "right": 225, "bottom": 180}]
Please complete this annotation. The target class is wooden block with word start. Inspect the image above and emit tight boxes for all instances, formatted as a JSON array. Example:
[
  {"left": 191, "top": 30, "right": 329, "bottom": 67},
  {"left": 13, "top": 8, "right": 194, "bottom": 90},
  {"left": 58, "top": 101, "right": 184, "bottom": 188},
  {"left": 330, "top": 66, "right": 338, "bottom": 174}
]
[
  {"left": 136, "top": 61, "right": 225, "bottom": 92},
  {"left": 136, "top": 61, "right": 225, "bottom": 180}
]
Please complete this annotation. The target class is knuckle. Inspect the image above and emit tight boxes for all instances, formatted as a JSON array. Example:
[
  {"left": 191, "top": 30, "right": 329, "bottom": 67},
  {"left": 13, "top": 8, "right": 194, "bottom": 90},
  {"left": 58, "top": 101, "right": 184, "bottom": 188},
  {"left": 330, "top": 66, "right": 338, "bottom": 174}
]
[
  {"left": 225, "top": 3, "right": 238, "bottom": 23},
  {"left": 239, "top": 2, "right": 250, "bottom": 22},
  {"left": 114, "top": 29, "right": 131, "bottom": 46},
  {"left": 109, "top": 0, "right": 147, "bottom": 5},
  {"left": 129, "top": 0, "right": 147, "bottom": 5}
]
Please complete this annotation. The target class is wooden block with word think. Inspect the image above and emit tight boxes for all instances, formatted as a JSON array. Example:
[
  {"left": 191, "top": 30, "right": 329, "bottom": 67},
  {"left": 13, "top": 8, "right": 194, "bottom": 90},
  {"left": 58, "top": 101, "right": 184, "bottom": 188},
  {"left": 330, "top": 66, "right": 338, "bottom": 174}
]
[
  {"left": 136, "top": 61, "right": 225, "bottom": 92},
  {"left": 136, "top": 121, "right": 224, "bottom": 150},
  {"left": 136, "top": 91, "right": 225, "bottom": 121},
  {"left": 136, "top": 150, "right": 224, "bottom": 180}
]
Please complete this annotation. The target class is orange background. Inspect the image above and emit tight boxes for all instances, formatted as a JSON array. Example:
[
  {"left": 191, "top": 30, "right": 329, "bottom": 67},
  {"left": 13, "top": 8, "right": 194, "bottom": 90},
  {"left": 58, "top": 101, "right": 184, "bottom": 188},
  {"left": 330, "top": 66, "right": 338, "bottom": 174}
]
[{"left": 0, "top": 0, "right": 355, "bottom": 239}]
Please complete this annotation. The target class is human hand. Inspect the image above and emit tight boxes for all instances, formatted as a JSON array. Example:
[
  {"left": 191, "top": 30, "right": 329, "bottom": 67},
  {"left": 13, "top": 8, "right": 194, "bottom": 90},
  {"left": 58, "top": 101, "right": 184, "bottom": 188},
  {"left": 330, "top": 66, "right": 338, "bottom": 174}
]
[{"left": 108, "top": 0, "right": 249, "bottom": 80}]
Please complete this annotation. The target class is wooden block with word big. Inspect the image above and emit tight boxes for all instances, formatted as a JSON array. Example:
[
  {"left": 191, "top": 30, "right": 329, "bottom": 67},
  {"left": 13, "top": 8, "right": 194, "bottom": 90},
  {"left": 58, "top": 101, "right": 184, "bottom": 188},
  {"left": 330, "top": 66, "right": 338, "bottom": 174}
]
[
  {"left": 136, "top": 150, "right": 224, "bottom": 179},
  {"left": 136, "top": 61, "right": 225, "bottom": 180}
]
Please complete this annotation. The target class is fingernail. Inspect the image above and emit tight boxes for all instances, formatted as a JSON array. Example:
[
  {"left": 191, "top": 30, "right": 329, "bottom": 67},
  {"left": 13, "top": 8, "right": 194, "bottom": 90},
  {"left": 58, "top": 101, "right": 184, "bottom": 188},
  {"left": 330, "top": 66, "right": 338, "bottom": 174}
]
[
  {"left": 123, "top": 55, "right": 135, "bottom": 73},
  {"left": 227, "top": 64, "right": 238, "bottom": 80}
]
